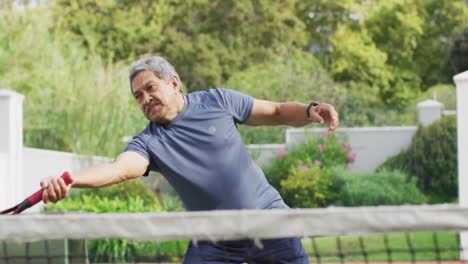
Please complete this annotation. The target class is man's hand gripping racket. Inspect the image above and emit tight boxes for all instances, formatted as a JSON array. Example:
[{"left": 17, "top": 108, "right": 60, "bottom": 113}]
[{"left": 0, "top": 172, "right": 73, "bottom": 215}]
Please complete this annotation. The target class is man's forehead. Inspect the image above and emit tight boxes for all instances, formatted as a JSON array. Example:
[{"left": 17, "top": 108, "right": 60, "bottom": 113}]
[{"left": 131, "top": 71, "right": 160, "bottom": 92}]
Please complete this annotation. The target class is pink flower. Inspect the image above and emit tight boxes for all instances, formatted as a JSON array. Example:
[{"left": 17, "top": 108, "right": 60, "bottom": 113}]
[
  {"left": 346, "top": 164, "right": 353, "bottom": 171},
  {"left": 347, "top": 152, "right": 357, "bottom": 163},
  {"left": 345, "top": 143, "right": 353, "bottom": 151},
  {"left": 302, "top": 165, "right": 309, "bottom": 170},
  {"left": 314, "top": 159, "right": 321, "bottom": 166},
  {"left": 317, "top": 144, "right": 324, "bottom": 153},
  {"left": 276, "top": 148, "right": 288, "bottom": 160}
]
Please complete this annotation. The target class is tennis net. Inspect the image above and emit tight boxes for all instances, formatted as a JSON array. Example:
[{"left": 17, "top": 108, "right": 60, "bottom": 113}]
[{"left": 1, "top": 204, "right": 468, "bottom": 263}]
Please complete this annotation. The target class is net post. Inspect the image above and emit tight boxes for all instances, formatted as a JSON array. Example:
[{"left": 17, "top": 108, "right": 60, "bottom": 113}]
[{"left": 454, "top": 71, "right": 468, "bottom": 260}]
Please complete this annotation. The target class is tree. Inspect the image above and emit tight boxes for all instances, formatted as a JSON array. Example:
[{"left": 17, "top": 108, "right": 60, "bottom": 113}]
[
  {"left": 414, "top": 0, "right": 468, "bottom": 85},
  {"left": 295, "top": 0, "right": 365, "bottom": 66},
  {"left": 225, "top": 49, "right": 336, "bottom": 103},
  {"left": 448, "top": 24, "right": 468, "bottom": 75},
  {"left": 51, "top": 0, "right": 173, "bottom": 62},
  {"left": 164, "top": 0, "right": 308, "bottom": 91},
  {"left": 51, "top": 0, "right": 310, "bottom": 92}
]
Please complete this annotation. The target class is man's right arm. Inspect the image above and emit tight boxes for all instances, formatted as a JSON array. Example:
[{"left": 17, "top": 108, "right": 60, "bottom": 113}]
[{"left": 41, "top": 151, "right": 149, "bottom": 204}]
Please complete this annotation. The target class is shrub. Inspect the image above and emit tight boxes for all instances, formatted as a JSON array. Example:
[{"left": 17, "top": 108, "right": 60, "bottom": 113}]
[
  {"left": 75, "top": 179, "right": 162, "bottom": 209},
  {"left": 264, "top": 133, "right": 353, "bottom": 190},
  {"left": 280, "top": 165, "right": 343, "bottom": 208},
  {"left": 379, "top": 116, "right": 457, "bottom": 202},
  {"left": 335, "top": 169, "right": 427, "bottom": 206}
]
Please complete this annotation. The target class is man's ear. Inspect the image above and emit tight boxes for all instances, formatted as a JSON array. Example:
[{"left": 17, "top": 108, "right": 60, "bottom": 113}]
[{"left": 170, "top": 75, "right": 181, "bottom": 92}]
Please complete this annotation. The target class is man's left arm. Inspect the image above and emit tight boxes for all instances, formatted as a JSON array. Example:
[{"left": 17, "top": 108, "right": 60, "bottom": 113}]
[{"left": 243, "top": 99, "right": 339, "bottom": 133}]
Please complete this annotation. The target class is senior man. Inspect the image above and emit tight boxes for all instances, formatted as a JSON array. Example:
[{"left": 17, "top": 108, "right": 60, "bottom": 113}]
[{"left": 41, "top": 56, "right": 339, "bottom": 263}]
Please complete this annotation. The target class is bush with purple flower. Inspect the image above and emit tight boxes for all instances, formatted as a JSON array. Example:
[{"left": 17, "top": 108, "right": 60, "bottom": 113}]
[{"left": 264, "top": 133, "right": 355, "bottom": 208}]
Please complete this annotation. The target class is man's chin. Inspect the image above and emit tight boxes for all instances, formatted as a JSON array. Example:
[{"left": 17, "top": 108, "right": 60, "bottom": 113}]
[{"left": 146, "top": 114, "right": 166, "bottom": 124}]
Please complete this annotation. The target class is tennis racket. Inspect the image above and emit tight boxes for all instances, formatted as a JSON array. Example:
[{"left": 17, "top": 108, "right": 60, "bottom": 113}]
[{"left": 0, "top": 171, "right": 73, "bottom": 215}]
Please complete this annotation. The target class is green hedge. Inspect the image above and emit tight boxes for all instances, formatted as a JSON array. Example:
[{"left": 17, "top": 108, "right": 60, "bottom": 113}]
[
  {"left": 379, "top": 116, "right": 457, "bottom": 202},
  {"left": 263, "top": 134, "right": 353, "bottom": 208},
  {"left": 335, "top": 169, "right": 427, "bottom": 206},
  {"left": 264, "top": 133, "right": 353, "bottom": 191},
  {"left": 280, "top": 165, "right": 343, "bottom": 208}
]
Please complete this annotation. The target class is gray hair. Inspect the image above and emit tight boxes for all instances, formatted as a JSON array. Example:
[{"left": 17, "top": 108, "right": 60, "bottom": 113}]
[{"left": 129, "top": 56, "right": 181, "bottom": 91}]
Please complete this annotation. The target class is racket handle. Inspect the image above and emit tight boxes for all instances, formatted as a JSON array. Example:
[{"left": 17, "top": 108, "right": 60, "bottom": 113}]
[
  {"left": 28, "top": 171, "right": 73, "bottom": 205},
  {"left": 13, "top": 172, "right": 73, "bottom": 214}
]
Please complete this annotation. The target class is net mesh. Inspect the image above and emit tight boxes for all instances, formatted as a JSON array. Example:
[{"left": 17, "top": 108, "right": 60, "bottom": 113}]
[{"left": 1, "top": 205, "right": 467, "bottom": 264}]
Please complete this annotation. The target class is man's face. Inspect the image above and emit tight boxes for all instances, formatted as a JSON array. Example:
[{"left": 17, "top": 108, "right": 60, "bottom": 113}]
[{"left": 131, "top": 70, "right": 180, "bottom": 123}]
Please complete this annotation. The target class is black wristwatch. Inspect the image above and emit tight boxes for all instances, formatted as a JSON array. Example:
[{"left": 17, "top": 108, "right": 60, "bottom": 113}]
[{"left": 306, "top": 102, "right": 319, "bottom": 119}]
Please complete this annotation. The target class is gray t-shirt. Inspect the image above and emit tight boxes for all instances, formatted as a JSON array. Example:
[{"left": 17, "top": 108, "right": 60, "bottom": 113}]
[{"left": 125, "top": 88, "right": 287, "bottom": 211}]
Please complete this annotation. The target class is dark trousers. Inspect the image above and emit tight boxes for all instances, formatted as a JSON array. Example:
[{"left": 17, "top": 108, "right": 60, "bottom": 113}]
[{"left": 183, "top": 237, "right": 309, "bottom": 264}]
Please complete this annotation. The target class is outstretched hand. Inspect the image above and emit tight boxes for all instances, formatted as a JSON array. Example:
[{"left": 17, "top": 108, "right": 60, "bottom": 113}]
[
  {"left": 40, "top": 175, "right": 73, "bottom": 204},
  {"left": 308, "top": 103, "right": 339, "bottom": 133}
]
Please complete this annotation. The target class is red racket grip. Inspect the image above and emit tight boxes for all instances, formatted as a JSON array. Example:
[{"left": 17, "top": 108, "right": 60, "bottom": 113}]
[{"left": 27, "top": 171, "right": 73, "bottom": 206}]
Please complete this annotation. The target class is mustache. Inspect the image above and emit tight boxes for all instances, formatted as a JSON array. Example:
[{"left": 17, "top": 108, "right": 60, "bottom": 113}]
[{"left": 144, "top": 101, "right": 161, "bottom": 114}]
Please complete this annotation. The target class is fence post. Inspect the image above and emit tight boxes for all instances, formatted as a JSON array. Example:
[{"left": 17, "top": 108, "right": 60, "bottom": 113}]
[
  {"left": 416, "top": 99, "right": 444, "bottom": 126},
  {"left": 0, "top": 89, "right": 24, "bottom": 211},
  {"left": 454, "top": 71, "right": 468, "bottom": 260}
]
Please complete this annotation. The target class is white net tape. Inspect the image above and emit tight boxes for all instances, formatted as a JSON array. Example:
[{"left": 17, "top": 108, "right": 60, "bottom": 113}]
[{"left": 1, "top": 204, "right": 468, "bottom": 243}]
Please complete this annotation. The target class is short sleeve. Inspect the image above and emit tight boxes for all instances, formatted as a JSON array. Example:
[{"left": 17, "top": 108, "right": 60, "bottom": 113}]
[
  {"left": 213, "top": 88, "right": 254, "bottom": 123},
  {"left": 124, "top": 130, "right": 151, "bottom": 176}
]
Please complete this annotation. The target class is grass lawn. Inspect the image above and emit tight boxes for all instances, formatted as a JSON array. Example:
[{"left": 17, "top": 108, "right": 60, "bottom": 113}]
[{"left": 302, "top": 232, "right": 460, "bottom": 262}]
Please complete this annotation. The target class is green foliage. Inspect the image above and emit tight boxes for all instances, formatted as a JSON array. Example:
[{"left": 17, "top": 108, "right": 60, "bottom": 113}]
[
  {"left": 226, "top": 49, "right": 337, "bottom": 103},
  {"left": 295, "top": 0, "right": 364, "bottom": 65},
  {"left": 239, "top": 126, "right": 286, "bottom": 145},
  {"left": 365, "top": 0, "right": 424, "bottom": 66},
  {"left": 51, "top": 0, "right": 309, "bottom": 92},
  {"left": 46, "top": 194, "right": 155, "bottom": 213},
  {"left": 414, "top": 0, "right": 468, "bottom": 85},
  {"left": 448, "top": 23, "right": 468, "bottom": 75},
  {"left": 264, "top": 133, "right": 352, "bottom": 192},
  {"left": 328, "top": 1, "right": 423, "bottom": 109},
  {"left": 335, "top": 169, "right": 427, "bottom": 206},
  {"left": 417, "top": 84, "right": 456, "bottom": 110},
  {"left": 51, "top": 0, "right": 172, "bottom": 62},
  {"left": 337, "top": 82, "right": 416, "bottom": 127},
  {"left": 164, "top": 0, "right": 308, "bottom": 92},
  {"left": 379, "top": 116, "right": 457, "bottom": 202},
  {"left": 329, "top": 26, "right": 388, "bottom": 86},
  {"left": 159, "top": 194, "right": 186, "bottom": 212},
  {"left": 0, "top": 6, "right": 146, "bottom": 157},
  {"left": 322, "top": 0, "right": 468, "bottom": 108},
  {"left": 45, "top": 179, "right": 161, "bottom": 213},
  {"left": 45, "top": 179, "right": 162, "bottom": 262},
  {"left": 280, "top": 165, "right": 342, "bottom": 208},
  {"left": 79, "top": 179, "right": 162, "bottom": 209}
]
